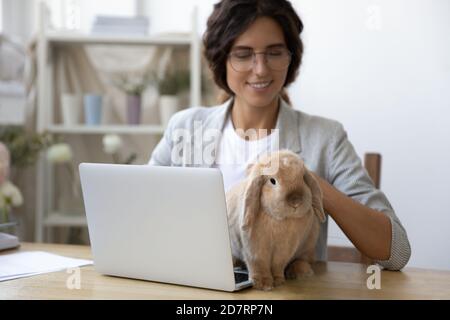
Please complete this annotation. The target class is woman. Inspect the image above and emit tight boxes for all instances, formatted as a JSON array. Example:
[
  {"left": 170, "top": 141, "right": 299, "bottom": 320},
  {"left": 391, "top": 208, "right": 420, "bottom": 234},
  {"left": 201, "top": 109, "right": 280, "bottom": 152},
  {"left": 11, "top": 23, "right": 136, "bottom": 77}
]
[{"left": 149, "top": 0, "right": 411, "bottom": 271}]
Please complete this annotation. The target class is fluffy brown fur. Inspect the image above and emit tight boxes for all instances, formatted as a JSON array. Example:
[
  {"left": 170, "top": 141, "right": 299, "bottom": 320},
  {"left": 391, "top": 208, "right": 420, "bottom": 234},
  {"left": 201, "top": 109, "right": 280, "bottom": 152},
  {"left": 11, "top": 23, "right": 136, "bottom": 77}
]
[{"left": 226, "top": 150, "right": 326, "bottom": 290}]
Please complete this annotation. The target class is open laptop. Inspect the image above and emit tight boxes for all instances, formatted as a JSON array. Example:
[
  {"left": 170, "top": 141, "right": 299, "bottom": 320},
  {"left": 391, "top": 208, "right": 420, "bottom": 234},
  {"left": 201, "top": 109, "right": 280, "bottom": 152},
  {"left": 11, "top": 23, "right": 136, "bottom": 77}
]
[{"left": 79, "top": 163, "right": 252, "bottom": 292}]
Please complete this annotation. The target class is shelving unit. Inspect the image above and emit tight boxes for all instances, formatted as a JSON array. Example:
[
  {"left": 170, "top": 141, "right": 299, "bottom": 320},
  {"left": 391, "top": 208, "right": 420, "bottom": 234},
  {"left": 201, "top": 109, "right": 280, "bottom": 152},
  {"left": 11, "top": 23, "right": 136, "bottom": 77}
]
[
  {"left": 34, "top": 3, "right": 201, "bottom": 242},
  {"left": 47, "top": 125, "right": 165, "bottom": 135},
  {"left": 45, "top": 33, "right": 193, "bottom": 46}
]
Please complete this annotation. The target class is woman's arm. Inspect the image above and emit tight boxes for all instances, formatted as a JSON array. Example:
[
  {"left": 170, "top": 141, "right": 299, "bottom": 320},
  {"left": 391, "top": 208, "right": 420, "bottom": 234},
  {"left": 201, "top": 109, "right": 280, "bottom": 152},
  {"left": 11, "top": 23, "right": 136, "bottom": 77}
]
[
  {"left": 321, "top": 122, "right": 411, "bottom": 270},
  {"left": 313, "top": 173, "right": 391, "bottom": 260}
]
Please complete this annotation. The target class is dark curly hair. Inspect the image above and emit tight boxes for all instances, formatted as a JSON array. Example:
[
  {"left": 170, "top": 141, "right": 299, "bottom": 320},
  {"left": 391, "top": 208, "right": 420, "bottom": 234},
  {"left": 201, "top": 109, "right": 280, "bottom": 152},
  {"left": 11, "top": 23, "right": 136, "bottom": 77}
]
[{"left": 203, "top": 0, "right": 304, "bottom": 99}]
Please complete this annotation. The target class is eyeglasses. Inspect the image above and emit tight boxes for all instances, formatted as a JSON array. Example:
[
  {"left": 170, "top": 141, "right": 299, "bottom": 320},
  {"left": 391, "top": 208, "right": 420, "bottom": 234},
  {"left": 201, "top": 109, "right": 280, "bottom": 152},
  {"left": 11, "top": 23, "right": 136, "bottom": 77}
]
[{"left": 228, "top": 47, "right": 292, "bottom": 72}]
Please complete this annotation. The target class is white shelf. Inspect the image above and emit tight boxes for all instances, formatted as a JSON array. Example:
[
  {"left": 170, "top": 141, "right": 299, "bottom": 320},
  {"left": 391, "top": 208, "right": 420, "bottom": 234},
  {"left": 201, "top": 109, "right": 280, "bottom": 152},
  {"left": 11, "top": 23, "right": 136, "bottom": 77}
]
[
  {"left": 47, "top": 124, "right": 165, "bottom": 135},
  {"left": 35, "top": 3, "right": 201, "bottom": 242},
  {"left": 46, "top": 32, "right": 191, "bottom": 46},
  {"left": 44, "top": 212, "right": 87, "bottom": 227}
]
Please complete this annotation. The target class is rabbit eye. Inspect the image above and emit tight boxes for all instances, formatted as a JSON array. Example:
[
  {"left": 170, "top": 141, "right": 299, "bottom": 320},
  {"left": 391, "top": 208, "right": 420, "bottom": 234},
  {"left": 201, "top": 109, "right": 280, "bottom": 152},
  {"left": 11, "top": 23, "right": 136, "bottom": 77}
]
[{"left": 270, "top": 178, "right": 277, "bottom": 185}]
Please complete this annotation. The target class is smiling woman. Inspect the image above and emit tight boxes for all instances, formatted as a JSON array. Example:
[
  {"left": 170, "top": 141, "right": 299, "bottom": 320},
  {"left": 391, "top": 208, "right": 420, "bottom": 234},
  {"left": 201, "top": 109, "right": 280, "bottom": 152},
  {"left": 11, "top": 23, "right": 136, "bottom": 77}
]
[
  {"left": 225, "top": 17, "right": 290, "bottom": 116},
  {"left": 149, "top": 0, "right": 411, "bottom": 288},
  {"left": 203, "top": 0, "right": 303, "bottom": 107}
]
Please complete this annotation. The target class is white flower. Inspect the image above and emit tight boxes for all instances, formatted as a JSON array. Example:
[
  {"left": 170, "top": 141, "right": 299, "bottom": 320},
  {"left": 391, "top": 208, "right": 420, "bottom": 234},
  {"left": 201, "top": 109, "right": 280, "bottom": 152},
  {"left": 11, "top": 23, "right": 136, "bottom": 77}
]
[
  {"left": 0, "top": 180, "right": 23, "bottom": 207},
  {"left": 47, "top": 143, "right": 73, "bottom": 164},
  {"left": 102, "top": 134, "right": 122, "bottom": 154}
]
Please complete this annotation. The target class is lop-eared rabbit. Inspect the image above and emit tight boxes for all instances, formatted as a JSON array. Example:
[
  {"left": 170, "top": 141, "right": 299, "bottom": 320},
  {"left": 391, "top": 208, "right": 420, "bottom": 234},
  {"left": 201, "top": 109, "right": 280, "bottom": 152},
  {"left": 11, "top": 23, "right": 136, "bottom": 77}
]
[{"left": 226, "top": 150, "right": 326, "bottom": 290}]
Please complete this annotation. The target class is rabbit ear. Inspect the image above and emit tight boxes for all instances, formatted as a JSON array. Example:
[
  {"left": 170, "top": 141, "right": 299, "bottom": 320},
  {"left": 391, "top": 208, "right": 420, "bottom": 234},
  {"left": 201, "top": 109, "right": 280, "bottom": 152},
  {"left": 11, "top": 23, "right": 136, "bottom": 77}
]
[
  {"left": 303, "top": 170, "right": 326, "bottom": 223},
  {"left": 241, "top": 175, "right": 265, "bottom": 231}
]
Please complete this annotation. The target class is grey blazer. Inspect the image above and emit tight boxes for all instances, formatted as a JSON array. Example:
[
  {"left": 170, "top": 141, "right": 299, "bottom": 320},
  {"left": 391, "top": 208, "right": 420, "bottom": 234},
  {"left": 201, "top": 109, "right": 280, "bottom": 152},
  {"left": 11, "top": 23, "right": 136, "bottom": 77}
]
[{"left": 149, "top": 99, "right": 411, "bottom": 270}]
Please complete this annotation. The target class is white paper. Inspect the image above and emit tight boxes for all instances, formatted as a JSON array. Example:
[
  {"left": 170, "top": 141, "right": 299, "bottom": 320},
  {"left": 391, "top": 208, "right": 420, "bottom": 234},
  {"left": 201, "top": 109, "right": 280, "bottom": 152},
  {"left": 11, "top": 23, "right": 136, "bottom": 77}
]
[{"left": 0, "top": 251, "right": 93, "bottom": 282}]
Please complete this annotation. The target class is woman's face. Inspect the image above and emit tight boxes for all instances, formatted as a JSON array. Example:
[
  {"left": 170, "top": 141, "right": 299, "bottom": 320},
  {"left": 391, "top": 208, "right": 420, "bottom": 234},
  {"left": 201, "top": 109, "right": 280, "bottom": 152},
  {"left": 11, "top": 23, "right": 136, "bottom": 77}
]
[{"left": 226, "top": 16, "right": 289, "bottom": 109}]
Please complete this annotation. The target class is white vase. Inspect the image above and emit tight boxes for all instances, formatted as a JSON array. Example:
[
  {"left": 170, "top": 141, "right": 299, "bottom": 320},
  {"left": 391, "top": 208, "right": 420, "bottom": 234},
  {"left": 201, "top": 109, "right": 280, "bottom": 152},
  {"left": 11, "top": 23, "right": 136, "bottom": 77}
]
[
  {"left": 61, "top": 94, "right": 81, "bottom": 125},
  {"left": 159, "top": 95, "right": 179, "bottom": 128}
]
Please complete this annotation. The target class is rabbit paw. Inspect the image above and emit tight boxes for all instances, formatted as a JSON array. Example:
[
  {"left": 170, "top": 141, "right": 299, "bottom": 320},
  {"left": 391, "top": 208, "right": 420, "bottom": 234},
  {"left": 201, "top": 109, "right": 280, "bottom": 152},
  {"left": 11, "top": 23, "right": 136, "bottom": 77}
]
[
  {"left": 252, "top": 275, "right": 274, "bottom": 291},
  {"left": 273, "top": 275, "right": 286, "bottom": 287},
  {"left": 285, "top": 260, "right": 314, "bottom": 279}
]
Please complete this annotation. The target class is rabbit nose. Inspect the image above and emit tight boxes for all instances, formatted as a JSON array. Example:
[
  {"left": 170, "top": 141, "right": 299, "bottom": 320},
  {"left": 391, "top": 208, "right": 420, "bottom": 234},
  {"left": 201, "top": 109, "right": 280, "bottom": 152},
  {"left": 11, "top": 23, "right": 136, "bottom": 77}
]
[{"left": 287, "top": 192, "right": 303, "bottom": 208}]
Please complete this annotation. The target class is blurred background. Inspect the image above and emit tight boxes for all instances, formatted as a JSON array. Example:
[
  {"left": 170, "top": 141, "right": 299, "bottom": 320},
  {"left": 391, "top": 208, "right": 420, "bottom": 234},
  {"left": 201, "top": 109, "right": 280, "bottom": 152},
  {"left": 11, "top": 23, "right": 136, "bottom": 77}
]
[{"left": 0, "top": 0, "right": 449, "bottom": 271}]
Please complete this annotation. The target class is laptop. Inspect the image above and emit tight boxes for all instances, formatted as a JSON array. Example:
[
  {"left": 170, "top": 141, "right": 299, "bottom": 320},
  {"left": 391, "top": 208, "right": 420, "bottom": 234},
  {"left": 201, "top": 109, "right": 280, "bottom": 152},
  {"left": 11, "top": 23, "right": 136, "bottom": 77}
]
[{"left": 79, "top": 163, "right": 252, "bottom": 292}]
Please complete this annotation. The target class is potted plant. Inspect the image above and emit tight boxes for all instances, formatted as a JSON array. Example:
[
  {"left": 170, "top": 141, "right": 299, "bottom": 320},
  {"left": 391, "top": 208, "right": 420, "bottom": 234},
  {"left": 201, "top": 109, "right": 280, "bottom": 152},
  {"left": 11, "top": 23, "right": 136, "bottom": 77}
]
[
  {"left": 111, "top": 71, "right": 155, "bottom": 125},
  {"left": 157, "top": 70, "right": 190, "bottom": 127}
]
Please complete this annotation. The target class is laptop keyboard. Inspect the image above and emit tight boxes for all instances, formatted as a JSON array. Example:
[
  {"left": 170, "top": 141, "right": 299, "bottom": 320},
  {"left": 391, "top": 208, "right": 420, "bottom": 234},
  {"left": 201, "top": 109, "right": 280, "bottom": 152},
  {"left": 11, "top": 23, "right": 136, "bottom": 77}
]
[{"left": 234, "top": 271, "right": 248, "bottom": 283}]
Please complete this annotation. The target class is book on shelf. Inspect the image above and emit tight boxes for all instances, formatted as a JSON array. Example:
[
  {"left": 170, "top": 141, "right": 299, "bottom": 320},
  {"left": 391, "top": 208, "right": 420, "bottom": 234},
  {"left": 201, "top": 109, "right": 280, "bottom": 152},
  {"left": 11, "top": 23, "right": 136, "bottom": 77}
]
[{"left": 90, "top": 15, "right": 150, "bottom": 36}]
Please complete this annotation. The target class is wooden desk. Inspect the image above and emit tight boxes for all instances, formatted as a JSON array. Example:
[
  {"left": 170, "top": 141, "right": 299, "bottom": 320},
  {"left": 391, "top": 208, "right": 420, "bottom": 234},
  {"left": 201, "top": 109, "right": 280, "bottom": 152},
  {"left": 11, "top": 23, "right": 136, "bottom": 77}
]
[{"left": 1, "top": 243, "right": 449, "bottom": 299}]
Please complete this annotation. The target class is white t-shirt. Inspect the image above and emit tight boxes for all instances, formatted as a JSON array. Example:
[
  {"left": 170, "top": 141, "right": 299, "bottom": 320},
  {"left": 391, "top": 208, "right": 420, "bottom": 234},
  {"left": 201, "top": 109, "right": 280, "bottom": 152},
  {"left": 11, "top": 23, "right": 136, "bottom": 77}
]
[{"left": 214, "top": 114, "right": 279, "bottom": 192}]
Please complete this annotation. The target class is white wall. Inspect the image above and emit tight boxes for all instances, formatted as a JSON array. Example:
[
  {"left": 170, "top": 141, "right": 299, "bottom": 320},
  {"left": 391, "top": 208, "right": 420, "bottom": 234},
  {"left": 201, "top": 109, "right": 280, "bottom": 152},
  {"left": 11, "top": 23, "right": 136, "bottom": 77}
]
[
  {"left": 146, "top": 0, "right": 216, "bottom": 36},
  {"left": 42, "top": 0, "right": 136, "bottom": 32},
  {"left": 147, "top": 0, "right": 450, "bottom": 270},
  {"left": 290, "top": 0, "right": 450, "bottom": 271},
  {"left": 1, "top": 0, "right": 36, "bottom": 41}
]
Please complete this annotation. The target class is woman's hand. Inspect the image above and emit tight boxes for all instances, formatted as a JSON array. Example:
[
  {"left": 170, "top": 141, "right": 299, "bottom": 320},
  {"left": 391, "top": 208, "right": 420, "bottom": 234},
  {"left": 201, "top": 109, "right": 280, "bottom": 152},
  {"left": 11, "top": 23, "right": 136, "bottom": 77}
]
[{"left": 309, "top": 172, "right": 392, "bottom": 261}]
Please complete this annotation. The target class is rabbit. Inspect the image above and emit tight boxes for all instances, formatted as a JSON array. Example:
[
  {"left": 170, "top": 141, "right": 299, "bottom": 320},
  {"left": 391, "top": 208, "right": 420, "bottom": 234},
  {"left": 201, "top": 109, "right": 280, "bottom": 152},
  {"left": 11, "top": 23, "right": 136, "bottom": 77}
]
[{"left": 226, "top": 149, "right": 326, "bottom": 290}]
